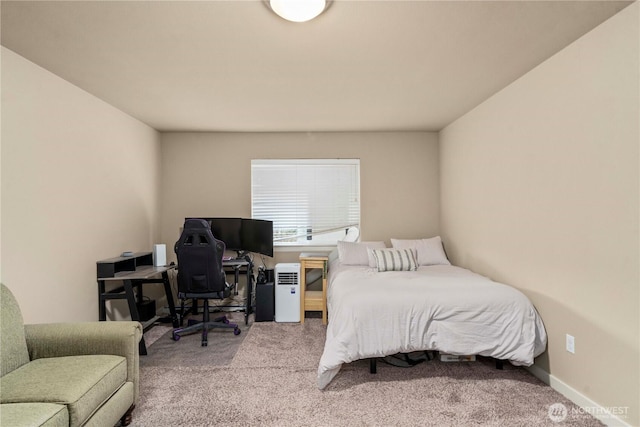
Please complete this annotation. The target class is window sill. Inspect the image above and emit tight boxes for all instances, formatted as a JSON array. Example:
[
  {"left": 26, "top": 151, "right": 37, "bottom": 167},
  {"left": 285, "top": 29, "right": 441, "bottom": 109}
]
[{"left": 274, "top": 245, "right": 336, "bottom": 253}]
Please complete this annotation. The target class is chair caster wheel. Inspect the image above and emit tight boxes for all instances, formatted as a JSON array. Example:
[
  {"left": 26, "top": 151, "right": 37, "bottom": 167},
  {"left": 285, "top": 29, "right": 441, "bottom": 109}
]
[
  {"left": 172, "top": 333, "right": 180, "bottom": 341},
  {"left": 202, "top": 342, "right": 208, "bottom": 347},
  {"left": 222, "top": 317, "right": 230, "bottom": 324},
  {"left": 234, "top": 327, "right": 241, "bottom": 336}
]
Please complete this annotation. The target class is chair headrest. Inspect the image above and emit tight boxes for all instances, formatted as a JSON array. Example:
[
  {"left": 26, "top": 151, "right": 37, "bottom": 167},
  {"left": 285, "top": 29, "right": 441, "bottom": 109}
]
[{"left": 184, "top": 218, "right": 210, "bottom": 230}]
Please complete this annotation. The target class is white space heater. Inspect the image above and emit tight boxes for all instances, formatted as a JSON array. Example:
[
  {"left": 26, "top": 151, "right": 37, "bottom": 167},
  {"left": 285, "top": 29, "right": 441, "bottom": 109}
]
[{"left": 274, "top": 263, "right": 301, "bottom": 322}]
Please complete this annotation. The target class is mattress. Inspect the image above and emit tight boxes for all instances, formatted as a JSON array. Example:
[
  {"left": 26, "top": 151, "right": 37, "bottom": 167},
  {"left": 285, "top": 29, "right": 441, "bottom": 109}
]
[{"left": 317, "top": 262, "right": 547, "bottom": 389}]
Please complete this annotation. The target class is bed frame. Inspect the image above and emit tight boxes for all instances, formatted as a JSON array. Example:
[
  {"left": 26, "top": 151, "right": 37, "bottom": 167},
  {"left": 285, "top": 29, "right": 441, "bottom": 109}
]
[{"left": 368, "top": 357, "right": 504, "bottom": 374}]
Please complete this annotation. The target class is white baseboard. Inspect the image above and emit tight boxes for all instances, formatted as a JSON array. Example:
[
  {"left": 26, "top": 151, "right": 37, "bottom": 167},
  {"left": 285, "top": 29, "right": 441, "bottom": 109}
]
[{"left": 526, "top": 365, "right": 632, "bottom": 427}]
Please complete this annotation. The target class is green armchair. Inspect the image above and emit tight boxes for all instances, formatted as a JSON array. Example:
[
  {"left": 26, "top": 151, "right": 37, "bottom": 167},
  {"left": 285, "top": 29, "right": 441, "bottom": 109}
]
[{"left": 0, "top": 284, "right": 142, "bottom": 427}]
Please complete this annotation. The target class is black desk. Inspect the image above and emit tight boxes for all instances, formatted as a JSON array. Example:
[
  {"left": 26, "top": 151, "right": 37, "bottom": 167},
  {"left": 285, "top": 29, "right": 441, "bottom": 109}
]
[{"left": 97, "top": 253, "right": 179, "bottom": 355}]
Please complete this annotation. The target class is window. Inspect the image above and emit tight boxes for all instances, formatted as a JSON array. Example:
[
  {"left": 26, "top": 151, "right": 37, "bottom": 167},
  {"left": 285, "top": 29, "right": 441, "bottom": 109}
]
[{"left": 251, "top": 159, "right": 360, "bottom": 247}]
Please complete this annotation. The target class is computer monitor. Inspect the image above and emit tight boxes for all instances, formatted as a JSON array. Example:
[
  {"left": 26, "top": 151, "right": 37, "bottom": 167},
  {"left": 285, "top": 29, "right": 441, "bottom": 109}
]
[
  {"left": 186, "top": 217, "right": 242, "bottom": 251},
  {"left": 241, "top": 219, "right": 274, "bottom": 258}
]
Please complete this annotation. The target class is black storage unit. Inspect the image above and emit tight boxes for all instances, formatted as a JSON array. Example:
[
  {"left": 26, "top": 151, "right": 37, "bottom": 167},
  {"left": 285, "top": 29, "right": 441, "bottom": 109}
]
[
  {"left": 255, "top": 282, "right": 274, "bottom": 322},
  {"left": 136, "top": 299, "right": 156, "bottom": 321},
  {"left": 265, "top": 269, "right": 275, "bottom": 283}
]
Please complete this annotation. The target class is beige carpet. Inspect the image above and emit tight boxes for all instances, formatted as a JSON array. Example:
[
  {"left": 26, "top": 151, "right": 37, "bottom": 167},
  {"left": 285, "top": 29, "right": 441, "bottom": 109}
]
[
  {"left": 140, "top": 312, "right": 249, "bottom": 368},
  {"left": 132, "top": 318, "right": 602, "bottom": 426}
]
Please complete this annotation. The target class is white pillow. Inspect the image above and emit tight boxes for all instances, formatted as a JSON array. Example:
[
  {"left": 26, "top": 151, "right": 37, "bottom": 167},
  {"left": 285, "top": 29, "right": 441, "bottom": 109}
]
[
  {"left": 390, "top": 236, "right": 451, "bottom": 266},
  {"left": 337, "top": 241, "right": 386, "bottom": 266},
  {"left": 369, "top": 248, "right": 418, "bottom": 272}
]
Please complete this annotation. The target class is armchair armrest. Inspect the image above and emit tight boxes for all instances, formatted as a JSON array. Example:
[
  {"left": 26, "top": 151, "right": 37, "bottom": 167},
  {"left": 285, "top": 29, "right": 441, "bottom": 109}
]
[{"left": 24, "top": 321, "right": 142, "bottom": 403}]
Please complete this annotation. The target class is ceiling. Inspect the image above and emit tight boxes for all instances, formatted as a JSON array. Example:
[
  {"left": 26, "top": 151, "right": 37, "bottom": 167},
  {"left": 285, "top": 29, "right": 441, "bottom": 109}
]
[{"left": 0, "top": 0, "right": 632, "bottom": 132}]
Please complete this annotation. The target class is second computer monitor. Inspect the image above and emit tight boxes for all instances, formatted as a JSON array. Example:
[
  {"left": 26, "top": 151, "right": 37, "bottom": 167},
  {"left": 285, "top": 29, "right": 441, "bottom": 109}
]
[{"left": 241, "top": 218, "right": 274, "bottom": 258}]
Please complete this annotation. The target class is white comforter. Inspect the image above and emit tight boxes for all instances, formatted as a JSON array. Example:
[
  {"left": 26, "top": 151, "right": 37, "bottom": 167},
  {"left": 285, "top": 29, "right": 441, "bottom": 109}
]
[{"left": 317, "top": 263, "right": 547, "bottom": 389}]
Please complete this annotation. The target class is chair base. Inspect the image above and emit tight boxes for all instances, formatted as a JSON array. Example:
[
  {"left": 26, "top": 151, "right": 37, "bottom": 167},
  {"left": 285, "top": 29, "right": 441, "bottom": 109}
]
[{"left": 172, "top": 299, "right": 240, "bottom": 346}]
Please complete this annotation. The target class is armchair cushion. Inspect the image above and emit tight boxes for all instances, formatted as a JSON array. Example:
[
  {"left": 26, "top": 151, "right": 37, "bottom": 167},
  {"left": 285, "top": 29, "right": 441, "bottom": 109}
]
[
  {"left": 0, "top": 355, "right": 127, "bottom": 427},
  {"left": 24, "top": 321, "right": 141, "bottom": 403},
  {"left": 0, "top": 403, "right": 68, "bottom": 427}
]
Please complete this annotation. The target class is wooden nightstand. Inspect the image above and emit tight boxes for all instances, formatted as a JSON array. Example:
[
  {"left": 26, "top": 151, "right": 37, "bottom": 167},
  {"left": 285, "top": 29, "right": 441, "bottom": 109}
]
[{"left": 299, "top": 252, "right": 329, "bottom": 325}]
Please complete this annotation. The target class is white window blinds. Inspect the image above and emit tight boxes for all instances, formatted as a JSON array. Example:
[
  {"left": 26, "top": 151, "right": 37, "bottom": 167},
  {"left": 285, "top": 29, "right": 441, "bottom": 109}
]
[{"left": 251, "top": 159, "right": 360, "bottom": 246}]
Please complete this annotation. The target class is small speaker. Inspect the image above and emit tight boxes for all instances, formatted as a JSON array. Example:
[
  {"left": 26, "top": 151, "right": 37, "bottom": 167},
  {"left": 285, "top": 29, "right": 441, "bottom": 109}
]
[
  {"left": 255, "top": 282, "right": 274, "bottom": 322},
  {"left": 153, "top": 244, "right": 166, "bottom": 267}
]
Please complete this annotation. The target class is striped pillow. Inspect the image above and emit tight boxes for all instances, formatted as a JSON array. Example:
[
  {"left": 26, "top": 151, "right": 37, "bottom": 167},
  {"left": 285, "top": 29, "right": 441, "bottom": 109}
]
[{"left": 369, "top": 248, "right": 418, "bottom": 272}]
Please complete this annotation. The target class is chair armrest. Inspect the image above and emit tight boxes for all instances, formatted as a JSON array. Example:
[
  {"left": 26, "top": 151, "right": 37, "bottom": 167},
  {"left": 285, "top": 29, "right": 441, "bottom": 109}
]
[{"left": 24, "top": 321, "right": 142, "bottom": 403}]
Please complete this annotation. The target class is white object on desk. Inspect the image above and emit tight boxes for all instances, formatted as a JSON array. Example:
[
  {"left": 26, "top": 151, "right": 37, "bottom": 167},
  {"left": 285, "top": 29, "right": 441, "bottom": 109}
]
[{"left": 153, "top": 244, "right": 166, "bottom": 267}]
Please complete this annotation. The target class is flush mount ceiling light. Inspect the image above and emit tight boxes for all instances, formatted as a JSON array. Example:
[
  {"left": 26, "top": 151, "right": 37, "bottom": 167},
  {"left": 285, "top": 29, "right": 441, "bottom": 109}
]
[{"left": 266, "top": 0, "right": 332, "bottom": 23}]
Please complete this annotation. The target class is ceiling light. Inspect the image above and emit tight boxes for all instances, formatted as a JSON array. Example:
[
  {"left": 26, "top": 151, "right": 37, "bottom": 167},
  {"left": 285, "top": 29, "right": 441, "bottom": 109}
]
[{"left": 267, "top": 0, "right": 331, "bottom": 23}]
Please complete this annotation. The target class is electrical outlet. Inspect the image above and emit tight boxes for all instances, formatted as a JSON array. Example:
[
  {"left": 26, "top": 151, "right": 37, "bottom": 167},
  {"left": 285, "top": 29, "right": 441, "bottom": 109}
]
[{"left": 566, "top": 334, "right": 575, "bottom": 354}]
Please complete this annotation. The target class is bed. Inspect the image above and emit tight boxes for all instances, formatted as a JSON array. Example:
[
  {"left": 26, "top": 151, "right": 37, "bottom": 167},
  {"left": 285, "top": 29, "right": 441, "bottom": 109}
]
[{"left": 316, "top": 238, "right": 547, "bottom": 389}]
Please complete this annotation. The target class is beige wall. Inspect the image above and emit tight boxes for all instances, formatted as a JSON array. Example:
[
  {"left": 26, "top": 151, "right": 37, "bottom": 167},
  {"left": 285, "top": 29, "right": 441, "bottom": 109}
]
[
  {"left": 440, "top": 4, "right": 639, "bottom": 425},
  {"left": 1, "top": 47, "right": 161, "bottom": 323},
  {"left": 159, "top": 132, "right": 440, "bottom": 266}
]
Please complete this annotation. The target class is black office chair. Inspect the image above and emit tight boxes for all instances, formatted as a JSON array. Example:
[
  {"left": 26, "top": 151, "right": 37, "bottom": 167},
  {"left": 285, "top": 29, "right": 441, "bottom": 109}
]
[{"left": 172, "top": 218, "right": 240, "bottom": 346}]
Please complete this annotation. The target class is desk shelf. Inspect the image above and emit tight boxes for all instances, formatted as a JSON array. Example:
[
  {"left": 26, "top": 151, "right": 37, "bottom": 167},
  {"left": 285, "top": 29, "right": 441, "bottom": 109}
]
[
  {"left": 97, "top": 252, "right": 153, "bottom": 278},
  {"left": 304, "top": 291, "right": 324, "bottom": 311}
]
